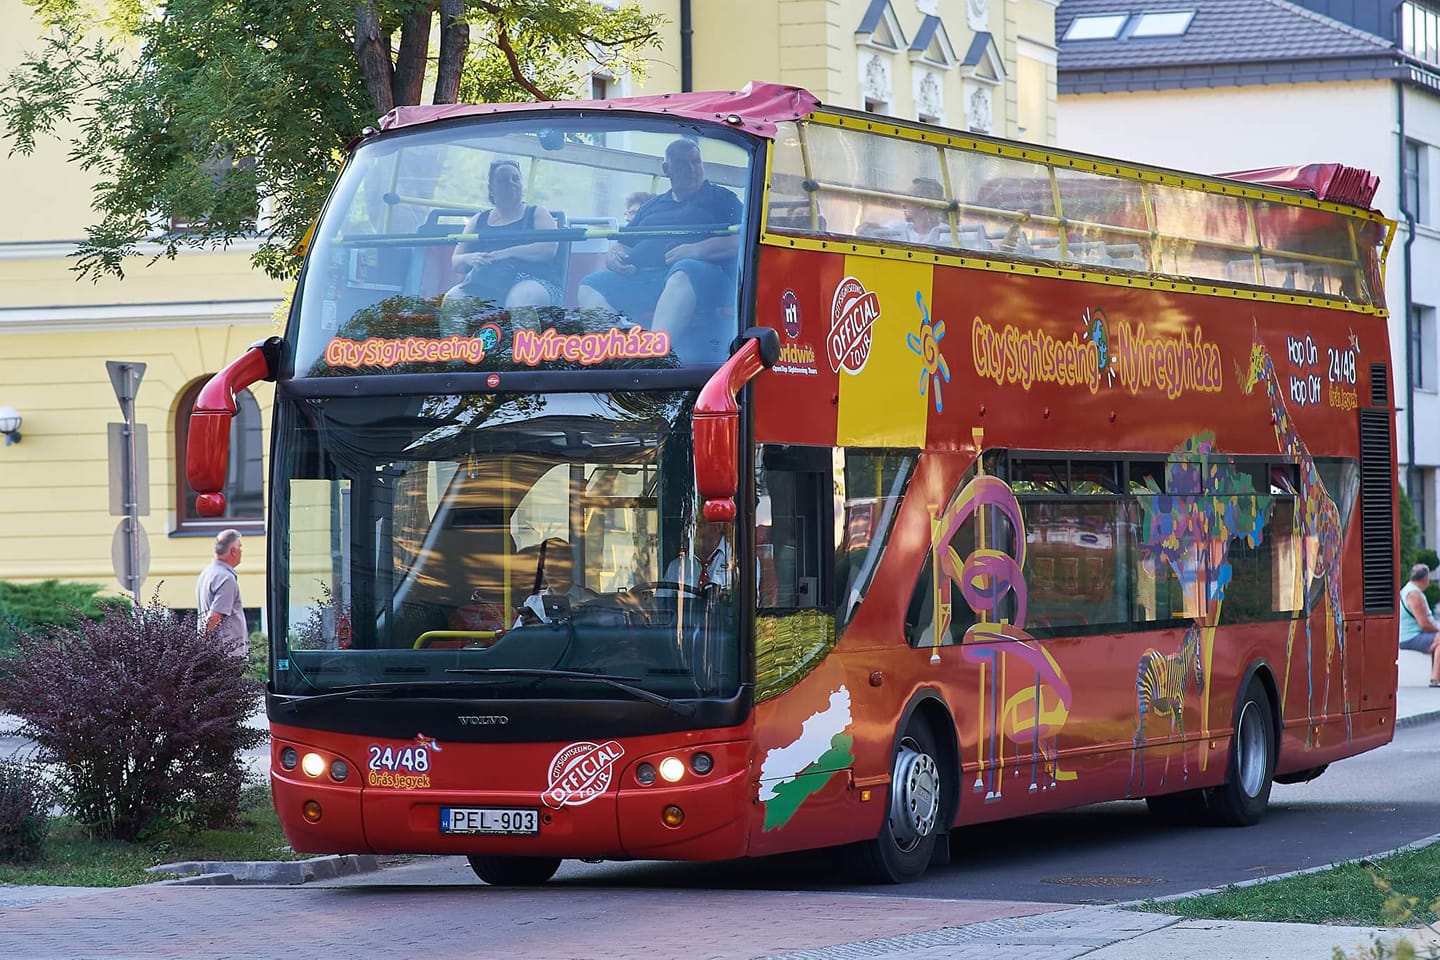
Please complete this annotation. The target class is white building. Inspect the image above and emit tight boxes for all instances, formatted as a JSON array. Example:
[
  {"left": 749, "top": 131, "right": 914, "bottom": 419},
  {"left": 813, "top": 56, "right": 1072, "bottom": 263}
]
[{"left": 1055, "top": 0, "right": 1440, "bottom": 546}]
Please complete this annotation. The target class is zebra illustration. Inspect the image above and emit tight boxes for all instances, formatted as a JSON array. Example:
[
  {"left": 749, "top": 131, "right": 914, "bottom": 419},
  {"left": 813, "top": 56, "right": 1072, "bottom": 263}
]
[{"left": 1126, "top": 626, "right": 1206, "bottom": 797}]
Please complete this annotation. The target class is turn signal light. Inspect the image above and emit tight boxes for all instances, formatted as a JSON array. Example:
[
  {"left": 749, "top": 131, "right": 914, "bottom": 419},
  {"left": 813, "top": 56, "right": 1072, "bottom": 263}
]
[
  {"left": 302, "top": 800, "right": 323, "bottom": 823},
  {"left": 661, "top": 804, "right": 684, "bottom": 828}
]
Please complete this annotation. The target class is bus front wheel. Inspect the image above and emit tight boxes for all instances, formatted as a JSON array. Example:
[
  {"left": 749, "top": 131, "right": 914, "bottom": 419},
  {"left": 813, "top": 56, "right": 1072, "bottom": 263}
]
[
  {"left": 852, "top": 721, "right": 945, "bottom": 884},
  {"left": 466, "top": 855, "right": 562, "bottom": 886},
  {"left": 1205, "top": 678, "right": 1276, "bottom": 827}
]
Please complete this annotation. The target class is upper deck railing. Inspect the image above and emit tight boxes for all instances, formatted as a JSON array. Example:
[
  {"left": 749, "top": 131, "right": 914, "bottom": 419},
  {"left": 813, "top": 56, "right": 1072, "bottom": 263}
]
[{"left": 763, "top": 111, "right": 1394, "bottom": 313}]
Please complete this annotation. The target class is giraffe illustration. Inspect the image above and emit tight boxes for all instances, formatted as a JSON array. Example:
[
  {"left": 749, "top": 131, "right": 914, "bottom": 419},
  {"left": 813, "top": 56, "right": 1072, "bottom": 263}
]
[{"left": 1241, "top": 329, "right": 1348, "bottom": 741}]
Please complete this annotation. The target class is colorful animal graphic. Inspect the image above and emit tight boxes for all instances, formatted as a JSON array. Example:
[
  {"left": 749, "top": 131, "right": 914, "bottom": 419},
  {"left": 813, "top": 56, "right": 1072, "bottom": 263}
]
[
  {"left": 928, "top": 430, "right": 1074, "bottom": 801},
  {"left": 1127, "top": 626, "right": 1206, "bottom": 795},
  {"left": 1241, "top": 328, "right": 1348, "bottom": 740}
]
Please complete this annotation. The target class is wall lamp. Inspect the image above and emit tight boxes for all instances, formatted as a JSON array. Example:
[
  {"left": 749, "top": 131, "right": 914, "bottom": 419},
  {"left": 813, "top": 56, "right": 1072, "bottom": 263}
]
[{"left": 0, "top": 407, "right": 22, "bottom": 445}]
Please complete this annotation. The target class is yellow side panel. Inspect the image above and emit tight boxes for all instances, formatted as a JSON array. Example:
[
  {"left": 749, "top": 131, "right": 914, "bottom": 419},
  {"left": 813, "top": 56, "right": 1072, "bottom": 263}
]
[{"left": 834, "top": 256, "right": 933, "bottom": 447}]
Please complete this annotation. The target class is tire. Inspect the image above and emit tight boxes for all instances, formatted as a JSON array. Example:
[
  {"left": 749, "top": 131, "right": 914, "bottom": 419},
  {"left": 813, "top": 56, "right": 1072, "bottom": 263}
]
[
  {"left": 1144, "top": 789, "right": 1207, "bottom": 826},
  {"left": 1205, "top": 677, "right": 1276, "bottom": 827},
  {"left": 466, "top": 855, "right": 562, "bottom": 886},
  {"left": 850, "top": 721, "right": 946, "bottom": 884}
]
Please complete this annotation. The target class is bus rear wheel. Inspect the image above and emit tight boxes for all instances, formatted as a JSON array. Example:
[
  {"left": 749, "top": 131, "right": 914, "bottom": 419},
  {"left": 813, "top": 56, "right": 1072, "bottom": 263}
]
[
  {"left": 1205, "top": 678, "right": 1275, "bottom": 827},
  {"left": 466, "top": 855, "right": 562, "bottom": 886},
  {"left": 851, "top": 722, "right": 945, "bottom": 884}
]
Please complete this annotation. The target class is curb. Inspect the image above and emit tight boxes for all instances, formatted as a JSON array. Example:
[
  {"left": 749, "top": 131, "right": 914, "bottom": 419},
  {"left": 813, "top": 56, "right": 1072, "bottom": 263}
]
[
  {"left": 1115, "top": 831, "right": 1440, "bottom": 908},
  {"left": 1397, "top": 708, "right": 1440, "bottom": 729},
  {"left": 148, "top": 854, "right": 382, "bottom": 886}
]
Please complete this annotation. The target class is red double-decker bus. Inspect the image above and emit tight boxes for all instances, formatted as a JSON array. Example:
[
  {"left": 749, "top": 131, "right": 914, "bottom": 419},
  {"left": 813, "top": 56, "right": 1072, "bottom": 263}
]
[{"left": 189, "top": 83, "right": 1399, "bottom": 885}]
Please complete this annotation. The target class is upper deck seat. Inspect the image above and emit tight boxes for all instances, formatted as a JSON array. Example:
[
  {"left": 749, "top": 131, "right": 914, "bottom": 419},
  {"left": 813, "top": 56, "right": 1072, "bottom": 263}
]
[{"left": 409, "top": 207, "right": 571, "bottom": 301}]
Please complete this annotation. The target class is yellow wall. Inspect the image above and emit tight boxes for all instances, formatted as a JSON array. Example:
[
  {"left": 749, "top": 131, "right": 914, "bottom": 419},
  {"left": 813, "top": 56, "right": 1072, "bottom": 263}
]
[
  {"left": 1, "top": 0, "right": 289, "bottom": 611},
  {"left": 630, "top": 0, "right": 1057, "bottom": 144}
]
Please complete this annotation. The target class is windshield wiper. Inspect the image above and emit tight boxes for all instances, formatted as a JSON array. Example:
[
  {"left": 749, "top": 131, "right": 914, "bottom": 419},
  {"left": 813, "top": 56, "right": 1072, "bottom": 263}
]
[
  {"left": 444, "top": 667, "right": 697, "bottom": 717},
  {"left": 272, "top": 681, "right": 505, "bottom": 714}
]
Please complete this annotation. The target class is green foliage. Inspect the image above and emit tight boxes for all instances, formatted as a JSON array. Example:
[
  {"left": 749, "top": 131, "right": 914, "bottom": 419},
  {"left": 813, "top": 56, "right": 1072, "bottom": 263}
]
[
  {"left": 0, "top": 579, "right": 125, "bottom": 657},
  {"left": 0, "top": 0, "right": 662, "bottom": 281},
  {"left": 0, "top": 759, "right": 50, "bottom": 863},
  {"left": 0, "top": 784, "right": 306, "bottom": 886},
  {"left": 1139, "top": 843, "right": 1440, "bottom": 928}
]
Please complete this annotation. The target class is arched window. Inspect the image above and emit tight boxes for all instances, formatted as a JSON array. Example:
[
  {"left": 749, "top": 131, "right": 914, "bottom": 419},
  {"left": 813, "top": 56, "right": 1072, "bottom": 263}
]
[{"left": 174, "top": 378, "right": 265, "bottom": 533}]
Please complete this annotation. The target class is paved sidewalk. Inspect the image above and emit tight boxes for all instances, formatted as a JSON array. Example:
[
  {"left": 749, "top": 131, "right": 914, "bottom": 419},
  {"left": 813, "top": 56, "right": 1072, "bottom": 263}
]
[{"left": 1, "top": 655, "right": 1438, "bottom": 959}]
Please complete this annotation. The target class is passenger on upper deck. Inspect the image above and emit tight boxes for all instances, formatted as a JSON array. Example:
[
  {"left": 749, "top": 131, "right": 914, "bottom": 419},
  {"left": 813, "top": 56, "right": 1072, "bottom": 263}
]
[
  {"left": 859, "top": 177, "right": 947, "bottom": 244},
  {"left": 445, "top": 158, "right": 562, "bottom": 309},
  {"left": 623, "top": 191, "right": 654, "bottom": 224},
  {"left": 578, "top": 139, "right": 742, "bottom": 342}
]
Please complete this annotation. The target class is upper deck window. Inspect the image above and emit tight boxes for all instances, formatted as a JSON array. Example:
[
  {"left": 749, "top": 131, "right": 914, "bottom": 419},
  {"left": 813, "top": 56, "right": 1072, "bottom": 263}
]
[
  {"left": 293, "top": 116, "right": 757, "bottom": 377},
  {"left": 766, "top": 119, "right": 1388, "bottom": 310}
]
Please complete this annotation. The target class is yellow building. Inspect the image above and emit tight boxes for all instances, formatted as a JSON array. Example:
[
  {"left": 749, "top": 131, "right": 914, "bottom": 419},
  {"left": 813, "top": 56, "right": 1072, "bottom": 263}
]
[
  {"left": 620, "top": 0, "right": 1058, "bottom": 143},
  {"left": 0, "top": 0, "right": 1059, "bottom": 619},
  {"left": 0, "top": 0, "right": 287, "bottom": 615}
]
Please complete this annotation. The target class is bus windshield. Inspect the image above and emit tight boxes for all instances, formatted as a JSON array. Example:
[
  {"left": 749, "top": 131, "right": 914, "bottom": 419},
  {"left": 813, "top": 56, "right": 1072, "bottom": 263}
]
[
  {"left": 293, "top": 115, "right": 758, "bottom": 375},
  {"left": 272, "top": 390, "right": 740, "bottom": 701}
]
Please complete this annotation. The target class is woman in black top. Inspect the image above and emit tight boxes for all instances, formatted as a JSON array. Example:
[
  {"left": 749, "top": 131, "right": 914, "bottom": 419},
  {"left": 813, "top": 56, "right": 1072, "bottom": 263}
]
[{"left": 445, "top": 158, "right": 563, "bottom": 308}]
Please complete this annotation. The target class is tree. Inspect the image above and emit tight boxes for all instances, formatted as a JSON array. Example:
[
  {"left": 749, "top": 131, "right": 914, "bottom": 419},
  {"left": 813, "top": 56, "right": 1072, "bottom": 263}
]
[{"left": 0, "top": 0, "right": 661, "bottom": 280}]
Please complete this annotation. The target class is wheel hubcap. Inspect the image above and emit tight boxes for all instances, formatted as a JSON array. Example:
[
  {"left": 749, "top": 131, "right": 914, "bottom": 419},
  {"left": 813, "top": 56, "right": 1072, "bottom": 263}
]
[
  {"left": 890, "top": 738, "right": 940, "bottom": 851},
  {"left": 1236, "top": 701, "right": 1267, "bottom": 798}
]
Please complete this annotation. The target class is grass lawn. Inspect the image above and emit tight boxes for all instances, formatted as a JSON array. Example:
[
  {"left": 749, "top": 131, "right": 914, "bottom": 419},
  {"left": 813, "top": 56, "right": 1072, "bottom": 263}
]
[
  {"left": 1136, "top": 842, "right": 1440, "bottom": 927},
  {"left": 0, "top": 784, "right": 309, "bottom": 887}
]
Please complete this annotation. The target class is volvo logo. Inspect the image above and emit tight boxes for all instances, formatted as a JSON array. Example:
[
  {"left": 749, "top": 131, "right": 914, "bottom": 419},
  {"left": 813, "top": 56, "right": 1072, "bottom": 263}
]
[{"left": 458, "top": 715, "right": 509, "bottom": 726}]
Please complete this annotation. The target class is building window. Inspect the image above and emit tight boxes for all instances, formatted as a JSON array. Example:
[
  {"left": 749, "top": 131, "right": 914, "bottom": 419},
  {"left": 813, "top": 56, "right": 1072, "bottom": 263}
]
[
  {"left": 1413, "top": 305, "right": 1437, "bottom": 392},
  {"left": 1130, "top": 11, "right": 1195, "bottom": 37},
  {"left": 590, "top": 74, "right": 610, "bottom": 100},
  {"left": 1403, "top": 2, "right": 1440, "bottom": 66},
  {"left": 175, "top": 378, "right": 265, "bottom": 533},
  {"left": 1063, "top": 14, "right": 1127, "bottom": 41},
  {"left": 1404, "top": 140, "right": 1429, "bottom": 223}
]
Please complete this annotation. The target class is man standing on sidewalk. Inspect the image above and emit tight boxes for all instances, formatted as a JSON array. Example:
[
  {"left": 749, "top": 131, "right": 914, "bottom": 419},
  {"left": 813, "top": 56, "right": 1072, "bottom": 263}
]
[
  {"left": 197, "top": 529, "right": 248, "bottom": 657},
  {"left": 1399, "top": 563, "right": 1440, "bottom": 687}
]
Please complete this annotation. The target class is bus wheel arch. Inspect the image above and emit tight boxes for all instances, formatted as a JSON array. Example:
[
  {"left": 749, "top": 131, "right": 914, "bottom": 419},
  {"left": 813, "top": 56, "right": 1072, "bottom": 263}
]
[
  {"left": 850, "top": 690, "right": 957, "bottom": 883},
  {"left": 1205, "top": 669, "right": 1277, "bottom": 827}
]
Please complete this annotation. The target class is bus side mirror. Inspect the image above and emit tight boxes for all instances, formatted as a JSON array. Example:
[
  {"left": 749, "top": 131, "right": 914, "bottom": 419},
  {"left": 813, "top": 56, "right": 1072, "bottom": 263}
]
[
  {"left": 693, "top": 327, "right": 779, "bottom": 522},
  {"left": 187, "top": 337, "right": 283, "bottom": 517}
]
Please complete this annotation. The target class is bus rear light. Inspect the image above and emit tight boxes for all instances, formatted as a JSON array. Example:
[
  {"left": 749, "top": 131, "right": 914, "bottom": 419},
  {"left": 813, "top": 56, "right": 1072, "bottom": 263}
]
[
  {"left": 661, "top": 805, "right": 684, "bottom": 828},
  {"left": 279, "top": 747, "right": 298, "bottom": 770},
  {"left": 302, "top": 800, "right": 323, "bottom": 823},
  {"left": 658, "top": 757, "right": 686, "bottom": 783},
  {"left": 330, "top": 760, "right": 350, "bottom": 782},
  {"left": 689, "top": 752, "right": 713, "bottom": 776},
  {"left": 301, "top": 752, "right": 326, "bottom": 778},
  {"left": 635, "top": 762, "right": 657, "bottom": 785}
]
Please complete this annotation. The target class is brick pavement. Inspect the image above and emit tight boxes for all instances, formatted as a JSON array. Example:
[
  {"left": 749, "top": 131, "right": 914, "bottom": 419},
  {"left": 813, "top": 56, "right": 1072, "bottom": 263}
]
[{"left": 0, "top": 885, "right": 1068, "bottom": 960}]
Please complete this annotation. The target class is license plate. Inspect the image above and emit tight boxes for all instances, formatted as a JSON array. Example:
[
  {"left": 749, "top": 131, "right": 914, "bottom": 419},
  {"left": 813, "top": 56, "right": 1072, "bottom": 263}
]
[{"left": 440, "top": 807, "right": 539, "bottom": 835}]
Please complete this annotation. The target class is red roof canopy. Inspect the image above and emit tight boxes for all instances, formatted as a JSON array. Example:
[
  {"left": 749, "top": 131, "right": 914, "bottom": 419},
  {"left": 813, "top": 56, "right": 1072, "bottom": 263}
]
[
  {"left": 377, "top": 82, "right": 820, "bottom": 140},
  {"left": 1222, "top": 164, "right": 1381, "bottom": 211}
]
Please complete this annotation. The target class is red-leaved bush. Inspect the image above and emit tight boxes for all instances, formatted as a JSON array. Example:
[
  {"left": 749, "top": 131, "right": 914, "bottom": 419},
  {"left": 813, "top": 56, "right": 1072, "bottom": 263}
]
[
  {"left": 0, "top": 597, "right": 264, "bottom": 841},
  {"left": 0, "top": 758, "right": 49, "bottom": 862}
]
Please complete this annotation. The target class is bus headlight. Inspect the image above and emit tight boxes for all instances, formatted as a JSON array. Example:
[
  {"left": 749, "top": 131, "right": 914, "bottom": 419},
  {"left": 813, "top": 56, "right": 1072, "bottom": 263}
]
[
  {"left": 658, "top": 757, "right": 686, "bottom": 783},
  {"left": 301, "top": 752, "right": 326, "bottom": 778}
]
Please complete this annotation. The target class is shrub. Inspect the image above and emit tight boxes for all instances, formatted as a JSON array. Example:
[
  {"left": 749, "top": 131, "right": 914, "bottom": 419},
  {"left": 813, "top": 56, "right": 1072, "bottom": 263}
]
[
  {"left": 0, "top": 580, "right": 126, "bottom": 657},
  {"left": 0, "top": 596, "right": 265, "bottom": 842},
  {"left": 0, "top": 758, "right": 49, "bottom": 862}
]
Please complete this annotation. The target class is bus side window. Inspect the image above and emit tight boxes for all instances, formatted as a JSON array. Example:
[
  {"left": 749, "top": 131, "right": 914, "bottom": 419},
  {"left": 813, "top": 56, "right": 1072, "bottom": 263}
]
[{"left": 756, "top": 445, "right": 833, "bottom": 610}]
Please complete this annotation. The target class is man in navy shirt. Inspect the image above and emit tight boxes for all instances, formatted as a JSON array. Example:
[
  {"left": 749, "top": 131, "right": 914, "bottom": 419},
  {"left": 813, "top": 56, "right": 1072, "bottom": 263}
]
[{"left": 578, "top": 138, "right": 742, "bottom": 355}]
